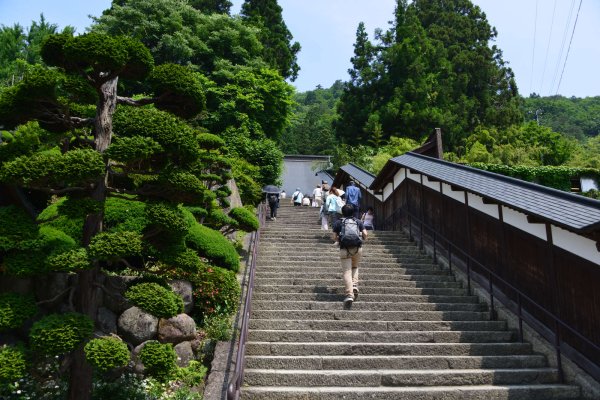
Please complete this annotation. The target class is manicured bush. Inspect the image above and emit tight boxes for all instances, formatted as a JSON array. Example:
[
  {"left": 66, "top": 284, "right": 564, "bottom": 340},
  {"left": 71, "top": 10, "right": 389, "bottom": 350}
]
[
  {"left": 29, "top": 313, "right": 94, "bottom": 356},
  {"left": 192, "top": 265, "right": 240, "bottom": 318},
  {"left": 161, "top": 247, "right": 203, "bottom": 273},
  {"left": 105, "top": 136, "right": 163, "bottom": 163},
  {"left": 46, "top": 248, "right": 90, "bottom": 272},
  {"left": 186, "top": 223, "right": 240, "bottom": 272},
  {"left": 88, "top": 231, "right": 142, "bottom": 261},
  {"left": 145, "top": 203, "right": 190, "bottom": 238},
  {"left": 0, "top": 345, "right": 27, "bottom": 383},
  {"left": 229, "top": 207, "right": 259, "bottom": 232},
  {"left": 139, "top": 341, "right": 176, "bottom": 382},
  {"left": 0, "top": 293, "right": 37, "bottom": 331},
  {"left": 37, "top": 197, "right": 102, "bottom": 242},
  {"left": 125, "top": 282, "right": 183, "bottom": 318},
  {"left": 0, "top": 206, "right": 38, "bottom": 252},
  {"left": 84, "top": 337, "right": 130, "bottom": 373},
  {"left": 103, "top": 197, "right": 148, "bottom": 234}
]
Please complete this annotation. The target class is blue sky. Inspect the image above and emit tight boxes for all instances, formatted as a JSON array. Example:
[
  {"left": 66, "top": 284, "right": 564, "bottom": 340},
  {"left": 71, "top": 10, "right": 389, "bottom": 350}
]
[{"left": 1, "top": 0, "right": 598, "bottom": 97}]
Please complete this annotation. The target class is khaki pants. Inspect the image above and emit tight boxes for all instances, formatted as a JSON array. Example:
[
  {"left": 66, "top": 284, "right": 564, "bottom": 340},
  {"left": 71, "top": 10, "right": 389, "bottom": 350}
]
[{"left": 339, "top": 247, "right": 362, "bottom": 298}]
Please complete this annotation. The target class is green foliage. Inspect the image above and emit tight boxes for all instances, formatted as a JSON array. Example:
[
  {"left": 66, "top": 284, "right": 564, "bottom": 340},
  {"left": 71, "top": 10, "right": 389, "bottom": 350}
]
[
  {"left": 186, "top": 223, "right": 239, "bottom": 272},
  {"left": 197, "top": 133, "right": 225, "bottom": 150},
  {"left": 0, "top": 293, "right": 37, "bottom": 331},
  {"left": 0, "top": 345, "right": 27, "bottom": 384},
  {"left": 88, "top": 231, "right": 143, "bottom": 261},
  {"left": 36, "top": 197, "right": 102, "bottom": 242},
  {"left": 145, "top": 203, "right": 191, "bottom": 238},
  {"left": 191, "top": 265, "right": 240, "bottom": 317},
  {"left": 172, "top": 360, "right": 208, "bottom": 389},
  {"left": 84, "top": 337, "right": 130, "bottom": 373},
  {"left": 0, "top": 148, "right": 105, "bottom": 188},
  {"left": 29, "top": 313, "right": 94, "bottom": 356},
  {"left": 581, "top": 190, "right": 600, "bottom": 200},
  {"left": 103, "top": 197, "right": 148, "bottom": 234},
  {"left": 149, "top": 64, "right": 206, "bottom": 118},
  {"left": 0, "top": 205, "right": 37, "bottom": 252},
  {"left": 125, "top": 282, "right": 183, "bottom": 318},
  {"left": 202, "top": 314, "right": 232, "bottom": 340},
  {"left": 228, "top": 207, "right": 258, "bottom": 232},
  {"left": 139, "top": 341, "right": 176, "bottom": 382},
  {"left": 46, "top": 248, "right": 90, "bottom": 272},
  {"left": 190, "top": 0, "right": 232, "bottom": 14},
  {"left": 105, "top": 136, "right": 163, "bottom": 163},
  {"left": 470, "top": 163, "right": 600, "bottom": 192}
]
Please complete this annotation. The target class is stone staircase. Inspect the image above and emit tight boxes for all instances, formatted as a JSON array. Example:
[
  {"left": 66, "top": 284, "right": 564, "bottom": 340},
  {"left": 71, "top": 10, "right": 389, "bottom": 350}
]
[{"left": 241, "top": 204, "right": 581, "bottom": 399}]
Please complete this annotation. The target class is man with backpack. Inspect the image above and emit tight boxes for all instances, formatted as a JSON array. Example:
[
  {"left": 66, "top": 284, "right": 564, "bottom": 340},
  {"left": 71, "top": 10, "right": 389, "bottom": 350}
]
[
  {"left": 332, "top": 204, "right": 368, "bottom": 307},
  {"left": 291, "top": 188, "right": 303, "bottom": 206}
]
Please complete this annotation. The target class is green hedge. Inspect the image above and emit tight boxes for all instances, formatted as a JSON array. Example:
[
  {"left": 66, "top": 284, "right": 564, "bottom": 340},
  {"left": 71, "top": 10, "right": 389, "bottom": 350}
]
[
  {"left": 84, "top": 337, "right": 130, "bottom": 373},
  {"left": 186, "top": 223, "right": 239, "bottom": 272},
  {"left": 125, "top": 282, "right": 183, "bottom": 318},
  {"left": 229, "top": 207, "right": 259, "bottom": 232},
  {"left": 88, "top": 231, "right": 142, "bottom": 261},
  {"left": 0, "top": 345, "right": 27, "bottom": 383},
  {"left": 469, "top": 163, "right": 600, "bottom": 192},
  {"left": 29, "top": 313, "right": 94, "bottom": 356},
  {"left": 0, "top": 293, "right": 37, "bottom": 331}
]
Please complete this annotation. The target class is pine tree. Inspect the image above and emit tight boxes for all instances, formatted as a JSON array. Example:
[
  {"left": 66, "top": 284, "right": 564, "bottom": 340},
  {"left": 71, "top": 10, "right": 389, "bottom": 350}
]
[{"left": 240, "top": 0, "right": 301, "bottom": 81}]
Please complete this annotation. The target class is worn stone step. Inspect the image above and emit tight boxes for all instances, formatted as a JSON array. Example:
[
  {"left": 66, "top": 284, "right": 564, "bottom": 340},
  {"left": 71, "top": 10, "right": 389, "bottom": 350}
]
[
  {"left": 251, "top": 300, "right": 485, "bottom": 312},
  {"left": 259, "top": 245, "right": 421, "bottom": 253},
  {"left": 257, "top": 255, "right": 433, "bottom": 263},
  {"left": 257, "top": 261, "right": 437, "bottom": 269},
  {"left": 250, "top": 310, "right": 490, "bottom": 322},
  {"left": 244, "top": 354, "right": 548, "bottom": 370},
  {"left": 251, "top": 292, "right": 480, "bottom": 304},
  {"left": 248, "top": 330, "right": 513, "bottom": 343},
  {"left": 244, "top": 368, "right": 559, "bottom": 387},
  {"left": 255, "top": 267, "right": 449, "bottom": 276},
  {"left": 254, "top": 276, "right": 457, "bottom": 286},
  {"left": 245, "top": 342, "right": 533, "bottom": 357},
  {"left": 241, "top": 384, "right": 580, "bottom": 400},
  {"left": 254, "top": 285, "right": 469, "bottom": 296}
]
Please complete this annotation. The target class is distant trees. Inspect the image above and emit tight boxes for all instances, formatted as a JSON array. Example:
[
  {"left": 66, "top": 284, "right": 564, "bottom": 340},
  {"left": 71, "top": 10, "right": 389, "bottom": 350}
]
[
  {"left": 189, "top": 0, "right": 233, "bottom": 14},
  {"left": 240, "top": 0, "right": 301, "bottom": 81},
  {"left": 336, "top": 0, "right": 522, "bottom": 149}
]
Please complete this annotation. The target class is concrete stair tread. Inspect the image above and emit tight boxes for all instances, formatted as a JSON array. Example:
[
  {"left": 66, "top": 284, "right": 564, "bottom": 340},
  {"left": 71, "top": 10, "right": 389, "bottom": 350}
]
[{"left": 241, "top": 384, "right": 580, "bottom": 399}]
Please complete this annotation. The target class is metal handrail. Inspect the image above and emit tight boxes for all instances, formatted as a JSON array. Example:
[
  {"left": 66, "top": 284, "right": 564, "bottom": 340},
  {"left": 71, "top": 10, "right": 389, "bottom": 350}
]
[
  {"left": 227, "top": 203, "right": 266, "bottom": 400},
  {"left": 384, "top": 207, "right": 600, "bottom": 383}
]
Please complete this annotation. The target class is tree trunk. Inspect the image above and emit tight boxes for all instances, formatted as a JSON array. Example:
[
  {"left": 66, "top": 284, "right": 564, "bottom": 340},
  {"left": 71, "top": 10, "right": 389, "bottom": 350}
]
[{"left": 68, "top": 76, "right": 118, "bottom": 400}]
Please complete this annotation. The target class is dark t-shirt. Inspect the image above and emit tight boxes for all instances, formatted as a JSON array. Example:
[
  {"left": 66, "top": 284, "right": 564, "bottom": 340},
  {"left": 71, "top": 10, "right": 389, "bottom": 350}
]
[{"left": 333, "top": 217, "right": 365, "bottom": 240}]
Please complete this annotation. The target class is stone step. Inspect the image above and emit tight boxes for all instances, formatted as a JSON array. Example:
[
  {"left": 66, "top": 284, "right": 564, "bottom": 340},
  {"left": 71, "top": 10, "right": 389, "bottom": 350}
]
[
  {"left": 254, "top": 285, "right": 469, "bottom": 296},
  {"left": 244, "top": 354, "right": 548, "bottom": 370},
  {"left": 251, "top": 293, "right": 480, "bottom": 304},
  {"left": 243, "top": 368, "right": 559, "bottom": 387},
  {"left": 248, "top": 330, "right": 513, "bottom": 343},
  {"left": 254, "top": 276, "right": 457, "bottom": 286},
  {"left": 250, "top": 310, "right": 490, "bottom": 322},
  {"left": 255, "top": 267, "right": 449, "bottom": 276},
  {"left": 256, "top": 262, "right": 437, "bottom": 269},
  {"left": 241, "top": 384, "right": 580, "bottom": 400},
  {"left": 257, "top": 255, "right": 434, "bottom": 263},
  {"left": 259, "top": 244, "right": 420, "bottom": 251},
  {"left": 248, "top": 319, "right": 508, "bottom": 332},
  {"left": 251, "top": 301, "right": 485, "bottom": 312},
  {"left": 245, "top": 342, "right": 533, "bottom": 357}
]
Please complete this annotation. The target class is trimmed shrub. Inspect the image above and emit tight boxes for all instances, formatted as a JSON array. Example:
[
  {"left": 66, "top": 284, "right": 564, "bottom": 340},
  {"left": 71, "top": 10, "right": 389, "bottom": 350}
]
[
  {"left": 145, "top": 203, "right": 190, "bottom": 238},
  {"left": 105, "top": 136, "right": 163, "bottom": 163},
  {"left": 103, "top": 197, "right": 148, "bottom": 234},
  {"left": 46, "top": 248, "right": 90, "bottom": 272},
  {"left": 0, "top": 206, "right": 38, "bottom": 252},
  {"left": 139, "top": 341, "right": 176, "bottom": 382},
  {"left": 229, "top": 207, "right": 259, "bottom": 232},
  {"left": 0, "top": 293, "right": 37, "bottom": 331},
  {"left": 186, "top": 223, "right": 239, "bottom": 272},
  {"left": 192, "top": 265, "right": 240, "bottom": 318},
  {"left": 29, "top": 313, "right": 94, "bottom": 356},
  {"left": 0, "top": 345, "right": 27, "bottom": 383},
  {"left": 88, "top": 231, "right": 142, "bottom": 261},
  {"left": 125, "top": 283, "right": 183, "bottom": 318},
  {"left": 84, "top": 337, "right": 130, "bottom": 373}
]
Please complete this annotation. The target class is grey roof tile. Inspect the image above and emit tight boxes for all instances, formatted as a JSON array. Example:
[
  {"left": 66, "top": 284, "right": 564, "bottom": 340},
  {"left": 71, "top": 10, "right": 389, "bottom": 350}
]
[
  {"left": 340, "top": 163, "right": 376, "bottom": 188},
  {"left": 388, "top": 153, "right": 600, "bottom": 233}
]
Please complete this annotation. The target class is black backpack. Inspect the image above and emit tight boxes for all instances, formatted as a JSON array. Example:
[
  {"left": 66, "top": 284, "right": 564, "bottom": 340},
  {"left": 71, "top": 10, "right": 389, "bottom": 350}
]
[
  {"left": 339, "top": 218, "right": 363, "bottom": 249},
  {"left": 268, "top": 194, "right": 278, "bottom": 205}
]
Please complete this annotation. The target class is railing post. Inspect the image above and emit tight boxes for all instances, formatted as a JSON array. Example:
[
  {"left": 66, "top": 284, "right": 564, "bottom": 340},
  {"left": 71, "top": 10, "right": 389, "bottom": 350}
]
[
  {"left": 433, "top": 232, "right": 437, "bottom": 264},
  {"left": 488, "top": 271, "right": 495, "bottom": 320},
  {"left": 555, "top": 320, "right": 564, "bottom": 383},
  {"left": 517, "top": 293, "right": 524, "bottom": 343}
]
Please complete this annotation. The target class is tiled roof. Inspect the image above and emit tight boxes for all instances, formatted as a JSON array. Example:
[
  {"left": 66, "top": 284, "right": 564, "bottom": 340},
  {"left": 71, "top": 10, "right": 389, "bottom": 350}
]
[
  {"left": 388, "top": 153, "right": 600, "bottom": 233},
  {"left": 341, "top": 163, "right": 376, "bottom": 188}
]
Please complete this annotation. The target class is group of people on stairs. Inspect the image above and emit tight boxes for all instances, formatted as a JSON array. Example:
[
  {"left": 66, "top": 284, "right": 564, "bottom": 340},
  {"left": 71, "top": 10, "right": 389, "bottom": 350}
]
[{"left": 266, "top": 180, "right": 375, "bottom": 308}]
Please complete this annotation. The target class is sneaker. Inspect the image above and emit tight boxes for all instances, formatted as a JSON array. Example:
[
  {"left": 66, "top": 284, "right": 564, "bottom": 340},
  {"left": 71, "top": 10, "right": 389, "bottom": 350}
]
[
  {"left": 273, "top": 217, "right": 276, "bottom": 221},
  {"left": 353, "top": 286, "right": 359, "bottom": 301},
  {"left": 343, "top": 295, "right": 353, "bottom": 307}
]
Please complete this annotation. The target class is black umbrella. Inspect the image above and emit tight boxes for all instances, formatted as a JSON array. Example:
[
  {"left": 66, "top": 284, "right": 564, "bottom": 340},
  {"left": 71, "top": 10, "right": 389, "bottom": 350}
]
[{"left": 262, "top": 185, "right": 281, "bottom": 194}]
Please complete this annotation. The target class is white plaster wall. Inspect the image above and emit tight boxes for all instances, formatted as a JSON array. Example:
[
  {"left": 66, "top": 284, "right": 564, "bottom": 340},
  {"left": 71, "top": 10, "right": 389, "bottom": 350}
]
[
  {"left": 441, "top": 182, "right": 465, "bottom": 204},
  {"left": 394, "top": 168, "right": 406, "bottom": 188},
  {"left": 407, "top": 170, "right": 421, "bottom": 183},
  {"left": 552, "top": 226, "right": 600, "bottom": 265},
  {"left": 383, "top": 182, "right": 393, "bottom": 201},
  {"left": 467, "top": 193, "right": 499, "bottom": 219},
  {"left": 423, "top": 177, "right": 441, "bottom": 192},
  {"left": 502, "top": 206, "right": 547, "bottom": 240}
]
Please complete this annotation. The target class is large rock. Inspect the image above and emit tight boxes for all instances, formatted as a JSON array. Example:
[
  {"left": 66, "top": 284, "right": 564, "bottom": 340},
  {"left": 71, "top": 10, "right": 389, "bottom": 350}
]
[
  {"left": 103, "top": 275, "right": 137, "bottom": 314},
  {"left": 97, "top": 307, "right": 118, "bottom": 334},
  {"left": 168, "top": 280, "right": 194, "bottom": 313},
  {"left": 158, "top": 314, "right": 197, "bottom": 344},
  {"left": 118, "top": 307, "right": 158, "bottom": 345},
  {"left": 174, "top": 341, "right": 195, "bottom": 367}
]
